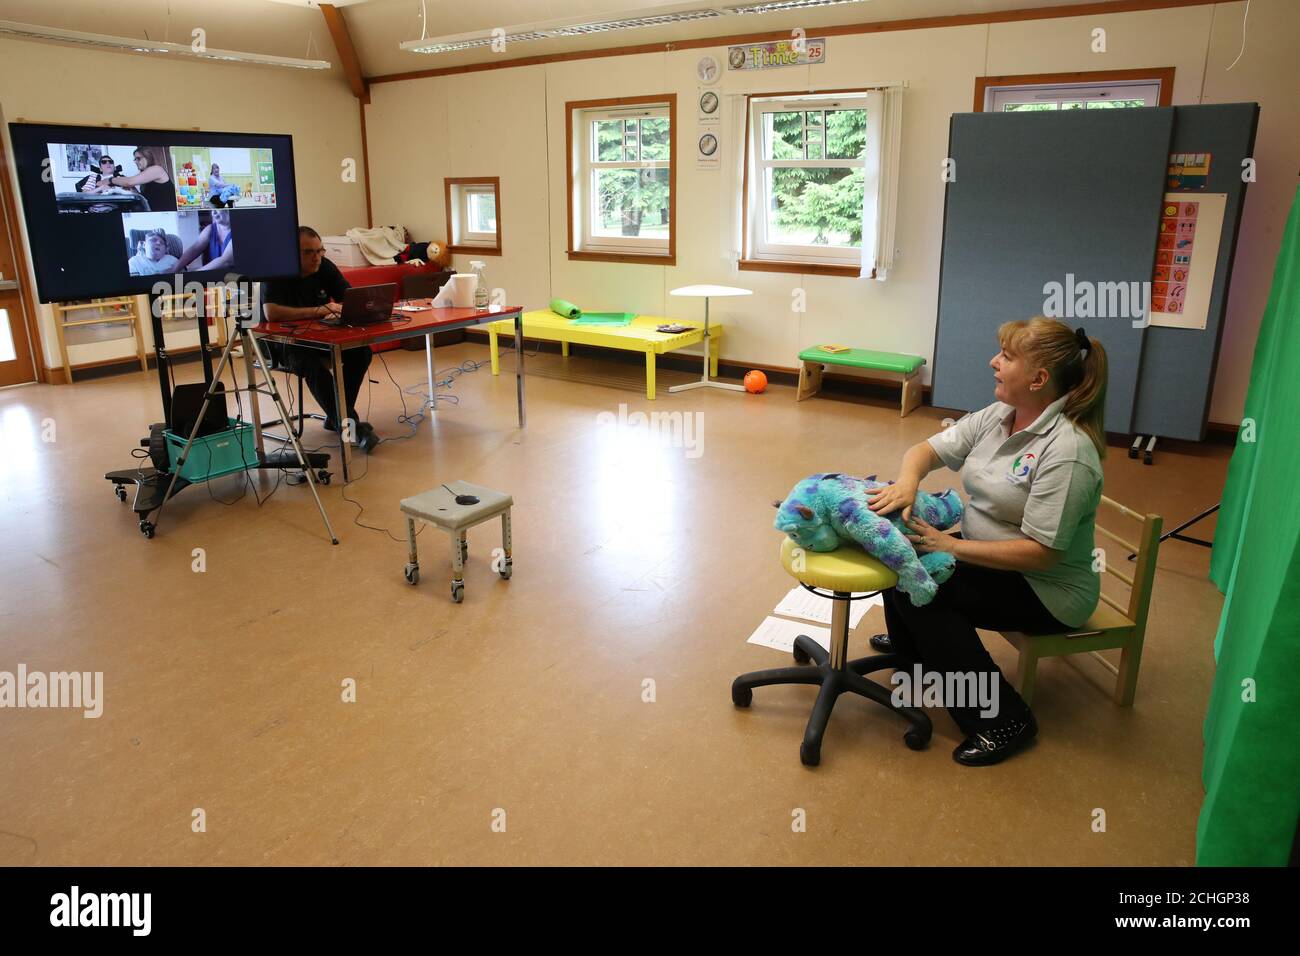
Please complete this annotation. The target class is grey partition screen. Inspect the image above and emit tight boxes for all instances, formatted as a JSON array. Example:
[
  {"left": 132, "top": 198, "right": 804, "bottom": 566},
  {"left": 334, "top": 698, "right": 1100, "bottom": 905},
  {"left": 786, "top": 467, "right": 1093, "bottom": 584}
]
[
  {"left": 932, "top": 109, "right": 1175, "bottom": 432},
  {"left": 1130, "top": 103, "right": 1258, "bottom": 440}
]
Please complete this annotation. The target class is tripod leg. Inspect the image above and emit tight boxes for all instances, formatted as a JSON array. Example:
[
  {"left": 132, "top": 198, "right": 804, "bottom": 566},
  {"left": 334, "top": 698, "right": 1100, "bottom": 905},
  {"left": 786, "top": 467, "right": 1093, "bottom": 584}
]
[
  {"left": 240, "top": 330, "right": 265, "bottom": 452},
  {"left": 152, "top": 329, "right": 244, "bottom": 529},
  {"left": 245, "top": 330, "right": 339, "bottom": 545}
]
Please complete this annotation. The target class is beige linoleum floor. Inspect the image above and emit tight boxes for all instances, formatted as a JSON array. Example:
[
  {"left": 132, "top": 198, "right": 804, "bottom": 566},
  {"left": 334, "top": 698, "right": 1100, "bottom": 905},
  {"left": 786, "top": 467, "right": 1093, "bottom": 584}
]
[{"left": 0, "top": 343, "right": 1228, "bottom": 865}]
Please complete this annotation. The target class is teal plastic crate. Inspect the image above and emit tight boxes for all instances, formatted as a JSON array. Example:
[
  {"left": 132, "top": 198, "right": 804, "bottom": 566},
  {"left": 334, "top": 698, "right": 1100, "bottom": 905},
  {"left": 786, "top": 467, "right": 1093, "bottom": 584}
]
[{"left": 165, "top": 418, "right": 257, "bottom": 482}]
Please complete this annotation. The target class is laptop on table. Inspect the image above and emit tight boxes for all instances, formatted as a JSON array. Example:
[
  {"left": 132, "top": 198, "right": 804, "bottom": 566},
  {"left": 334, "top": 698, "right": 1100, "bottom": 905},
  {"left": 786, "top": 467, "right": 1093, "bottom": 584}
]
[{"left": 326, "top": 283, "right": 398, "bottom": 326}]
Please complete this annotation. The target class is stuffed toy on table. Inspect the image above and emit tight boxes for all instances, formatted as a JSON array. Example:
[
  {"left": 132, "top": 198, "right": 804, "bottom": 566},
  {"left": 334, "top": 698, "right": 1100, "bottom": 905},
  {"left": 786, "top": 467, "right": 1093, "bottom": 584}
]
[{"left": 773, "top": 473, "right": 964, "bottom": 606}]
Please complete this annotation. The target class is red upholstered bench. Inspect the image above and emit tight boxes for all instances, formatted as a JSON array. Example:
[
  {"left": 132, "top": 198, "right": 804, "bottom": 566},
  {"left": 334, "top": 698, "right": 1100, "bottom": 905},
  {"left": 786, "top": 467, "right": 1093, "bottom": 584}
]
[{"left": 338, "top": 262, "right": 451, "bottom": 353}]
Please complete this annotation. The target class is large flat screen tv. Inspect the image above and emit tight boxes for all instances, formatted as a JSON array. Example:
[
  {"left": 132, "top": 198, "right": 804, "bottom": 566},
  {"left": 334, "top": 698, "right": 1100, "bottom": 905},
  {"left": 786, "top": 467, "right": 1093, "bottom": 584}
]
[{"left": 7, "top": 123, "right": 300, "bottom": 303}]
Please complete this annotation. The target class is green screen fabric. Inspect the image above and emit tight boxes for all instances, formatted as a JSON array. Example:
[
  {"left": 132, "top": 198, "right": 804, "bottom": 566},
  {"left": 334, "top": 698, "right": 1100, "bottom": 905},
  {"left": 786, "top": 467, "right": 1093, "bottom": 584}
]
[{"left": 1198, "top": 184, "right": 1300, "bottom": 866}]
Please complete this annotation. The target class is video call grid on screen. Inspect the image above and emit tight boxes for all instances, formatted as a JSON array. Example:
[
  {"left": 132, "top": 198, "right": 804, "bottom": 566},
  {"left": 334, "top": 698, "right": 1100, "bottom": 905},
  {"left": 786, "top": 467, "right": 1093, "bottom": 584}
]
[{"left": 7, "top": 124, "right": 300, "bottom": 302}]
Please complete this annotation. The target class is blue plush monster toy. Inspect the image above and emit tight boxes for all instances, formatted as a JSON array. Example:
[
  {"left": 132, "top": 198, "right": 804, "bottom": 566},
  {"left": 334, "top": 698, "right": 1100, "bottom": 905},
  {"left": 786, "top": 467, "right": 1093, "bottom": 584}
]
[{"left": 774, "top": 473, "right": 964, "bottom": 606}]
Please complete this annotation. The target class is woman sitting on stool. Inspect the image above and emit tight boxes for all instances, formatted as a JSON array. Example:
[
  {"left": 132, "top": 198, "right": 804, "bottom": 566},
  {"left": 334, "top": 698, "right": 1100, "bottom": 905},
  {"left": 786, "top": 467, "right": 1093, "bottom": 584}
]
[{"left": 868, "top": 317, "right": 1108, "bottom": 766}]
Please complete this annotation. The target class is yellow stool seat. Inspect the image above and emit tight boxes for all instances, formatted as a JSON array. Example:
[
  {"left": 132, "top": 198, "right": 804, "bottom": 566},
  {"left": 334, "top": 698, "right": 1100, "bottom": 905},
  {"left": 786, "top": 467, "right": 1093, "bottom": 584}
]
[{"left": 779, "top": 537, "right": 898, "bottom": 593}]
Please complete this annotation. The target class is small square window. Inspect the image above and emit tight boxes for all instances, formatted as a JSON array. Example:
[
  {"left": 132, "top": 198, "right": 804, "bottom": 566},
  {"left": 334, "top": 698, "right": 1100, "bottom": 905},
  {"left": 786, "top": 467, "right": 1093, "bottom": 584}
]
[{"left": 445, "top": 177, "right": 502, "bottom": 255}]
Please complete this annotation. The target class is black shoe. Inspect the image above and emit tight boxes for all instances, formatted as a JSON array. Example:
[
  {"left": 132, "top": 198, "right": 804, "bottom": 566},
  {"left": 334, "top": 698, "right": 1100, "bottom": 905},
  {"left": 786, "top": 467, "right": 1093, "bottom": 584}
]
[
  {"left": 870, "top": 633, "right": 893, "bottom": 653},
  {"left": 356, "top": 421, "right": 379, "bottom": 454},
  {"left": 323, "top": 416, "right": 361, "bottom": 435},
  {"left": 952, "top": 713, "right": 1038, "bottom": 767}
]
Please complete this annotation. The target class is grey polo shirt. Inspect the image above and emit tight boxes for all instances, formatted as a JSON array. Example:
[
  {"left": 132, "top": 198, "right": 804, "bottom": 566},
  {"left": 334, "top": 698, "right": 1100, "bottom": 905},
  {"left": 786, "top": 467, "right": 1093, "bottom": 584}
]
[{"left": 926, "top": 395, "right": 1103, "bottom": 627}]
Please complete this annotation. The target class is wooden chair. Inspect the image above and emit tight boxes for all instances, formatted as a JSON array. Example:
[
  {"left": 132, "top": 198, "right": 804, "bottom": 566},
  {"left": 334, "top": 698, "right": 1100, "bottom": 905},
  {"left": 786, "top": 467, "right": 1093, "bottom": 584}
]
[{"left": 999, "top": 495, "right": 1162, "bottom": 707}]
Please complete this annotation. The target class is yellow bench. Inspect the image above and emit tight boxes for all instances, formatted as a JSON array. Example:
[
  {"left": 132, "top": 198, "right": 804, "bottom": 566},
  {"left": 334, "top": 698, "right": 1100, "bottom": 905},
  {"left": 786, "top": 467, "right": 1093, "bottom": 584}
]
[{"left": 486, "top": 310, "right": 722, "bottom": 400}]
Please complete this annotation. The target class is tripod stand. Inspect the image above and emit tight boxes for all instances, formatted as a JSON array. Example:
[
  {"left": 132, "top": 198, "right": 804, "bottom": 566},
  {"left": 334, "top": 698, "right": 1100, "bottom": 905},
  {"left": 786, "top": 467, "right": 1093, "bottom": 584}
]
[
  {"left": 149, "top": 319, "right": 339, "bottom": 544},
  {"left": 1128, "top": 502, "right": 1217, "bottom": 560}
]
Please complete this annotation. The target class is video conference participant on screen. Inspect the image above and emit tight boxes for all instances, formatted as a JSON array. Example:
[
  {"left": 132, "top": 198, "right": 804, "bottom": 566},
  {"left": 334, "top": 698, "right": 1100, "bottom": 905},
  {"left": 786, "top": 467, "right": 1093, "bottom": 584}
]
[
  {"left": 262, "top": 226, "right": 378, "bottom": 453},
  {"left": 77, "top": 155, "right": 121, "bottom": 193},
  {"left": 128, "top": 228, "right": 180, "bottom": 276},
  {"left": 177, "top": 209, "right": 234, "bottom": 272},
  {"left": 108, "top": 146, "right": 174, "bottom": 211},
  {"left": 208, "top": 164, "right": 241, "bottom": 207}
]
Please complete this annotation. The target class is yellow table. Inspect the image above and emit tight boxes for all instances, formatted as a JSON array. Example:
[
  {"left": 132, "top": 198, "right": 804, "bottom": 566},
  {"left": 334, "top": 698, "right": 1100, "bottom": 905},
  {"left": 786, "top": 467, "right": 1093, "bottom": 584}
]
[{"left": 486, "top": 311, "right": 722, "bottom": 400}]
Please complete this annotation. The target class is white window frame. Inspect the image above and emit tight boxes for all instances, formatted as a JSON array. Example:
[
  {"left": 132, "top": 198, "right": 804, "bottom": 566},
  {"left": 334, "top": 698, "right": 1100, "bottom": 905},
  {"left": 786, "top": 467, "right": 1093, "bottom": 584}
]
[
  {"left": 576, "top": 103, "right": 671, "bottom": 256},
  {"left": 746, "top": 94, "right": 869, "bottom": 268},
  {"left": 446, "top": 178, "right": 501, "bottom": 254},
  {"left": 459, "top": 185, "right": 497, "bottom": 246},
  {"left": 987, "top": 80, "right": 1162, "bottom": 112}
]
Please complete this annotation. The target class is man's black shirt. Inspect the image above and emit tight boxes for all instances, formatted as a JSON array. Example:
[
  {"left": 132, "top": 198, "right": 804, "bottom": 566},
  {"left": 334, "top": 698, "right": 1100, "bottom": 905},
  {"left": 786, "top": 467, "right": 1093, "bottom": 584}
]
[{"left": 262, "top": 257, "right": 350, "bottom": 312}]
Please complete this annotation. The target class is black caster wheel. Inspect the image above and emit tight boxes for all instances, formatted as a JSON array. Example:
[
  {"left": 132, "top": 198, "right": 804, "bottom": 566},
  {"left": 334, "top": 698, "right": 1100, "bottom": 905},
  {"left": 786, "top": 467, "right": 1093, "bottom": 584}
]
[
  {"left": 792, "top": 643, "right": 812, "bottom": 665},
  {"left": 450, "top": 581, "right": 464, "bottom": 603},
  {"left": 403, "top": 564, "right": 419, "bottom": 585},
  {"left": 139, "top": 521, "right": 155, "bottom": 539},
  {"left": 317, "top": 470, "right": 331, "bottom": 485},
  {"left": 800, "top": 741, "right": 821, "bottom": 767},
  {"left": 904, "top": 728, "right": 930, "bottom": 751},
  {"left": 1128, "top": 445, "right": 1138, "bottom": 460},
  {"left": 731, "top": 682, "right": 752, "bottom": 707},
  {"left": 499, "top": 561, "right": 512, "bottom": 580},
  {"left": 115, "top": 485, "right": 127, "bottom": 502},
  {"left": 1143, "top": 450, "right": 1153, "bottom": 465}
]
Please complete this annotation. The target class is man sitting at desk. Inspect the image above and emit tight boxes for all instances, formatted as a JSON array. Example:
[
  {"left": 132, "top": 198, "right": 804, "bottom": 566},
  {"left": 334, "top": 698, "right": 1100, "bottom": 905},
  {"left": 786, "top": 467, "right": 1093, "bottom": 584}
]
[{"left": 262, "top": 226, "right": 378, "bottom": 453}]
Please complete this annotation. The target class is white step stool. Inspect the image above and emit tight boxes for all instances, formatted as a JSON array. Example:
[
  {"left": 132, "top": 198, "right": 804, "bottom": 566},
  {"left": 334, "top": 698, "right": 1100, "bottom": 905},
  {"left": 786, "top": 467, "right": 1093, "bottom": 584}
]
[{"left": 400, "top": 481, "right": 513, "bottom": 603}]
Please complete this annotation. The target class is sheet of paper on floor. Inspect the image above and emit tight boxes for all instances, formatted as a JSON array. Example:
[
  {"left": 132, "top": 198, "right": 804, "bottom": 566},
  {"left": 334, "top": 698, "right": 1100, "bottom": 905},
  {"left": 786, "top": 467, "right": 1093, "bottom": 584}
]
[
  {"left": 746, "top": 616, "right": 831, "bottom": 654},
  {"left": 773, "top": 586, "right": 882, "bottom": 627}
]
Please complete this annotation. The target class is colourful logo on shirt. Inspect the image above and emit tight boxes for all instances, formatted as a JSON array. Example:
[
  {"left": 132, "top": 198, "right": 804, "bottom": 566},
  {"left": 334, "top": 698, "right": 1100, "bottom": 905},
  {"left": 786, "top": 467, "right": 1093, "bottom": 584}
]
[{"left": 1010, "top": 452, "right": 1036, "bottom": 480}]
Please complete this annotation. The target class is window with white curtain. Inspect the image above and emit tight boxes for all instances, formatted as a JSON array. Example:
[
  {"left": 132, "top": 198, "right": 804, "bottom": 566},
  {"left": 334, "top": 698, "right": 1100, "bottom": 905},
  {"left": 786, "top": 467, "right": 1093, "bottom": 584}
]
[{"left": 744, "top": 93, "right": 870, "bottom": 269}]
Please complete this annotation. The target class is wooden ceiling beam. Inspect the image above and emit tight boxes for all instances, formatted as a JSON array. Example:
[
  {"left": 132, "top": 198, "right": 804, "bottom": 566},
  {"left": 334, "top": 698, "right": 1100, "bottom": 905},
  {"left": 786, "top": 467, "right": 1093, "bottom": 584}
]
[{"left": 321, "top": 3, "right": 368, "bottom": 102}]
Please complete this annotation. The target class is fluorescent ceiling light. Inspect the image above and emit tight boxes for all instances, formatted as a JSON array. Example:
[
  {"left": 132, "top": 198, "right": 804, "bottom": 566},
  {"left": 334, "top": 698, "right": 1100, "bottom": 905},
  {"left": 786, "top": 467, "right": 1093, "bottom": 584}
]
[
  {"left": 404, "top": 31, "right": 553, "bottom": 55},
  {"left": 0, "top": 19, "right": 332, "bottom": 69},
  {"left": 402, "top": 6, "right": 726, "bottom": 55},
  {"left": 549, "top": 9, "right": 724, "bottom": 36},
  {"left": 726, "top": 0, "right": 867, "bottom": 13}
]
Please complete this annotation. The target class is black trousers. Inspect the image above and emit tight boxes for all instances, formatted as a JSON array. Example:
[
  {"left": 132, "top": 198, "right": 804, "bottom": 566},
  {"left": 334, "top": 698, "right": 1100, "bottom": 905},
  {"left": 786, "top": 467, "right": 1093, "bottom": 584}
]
[
  {"left": 882, "top": 557, "right": 1067, "bottom": 735},
  {"left": 270, "top": 342, "right": 372, "bottom": 426}
]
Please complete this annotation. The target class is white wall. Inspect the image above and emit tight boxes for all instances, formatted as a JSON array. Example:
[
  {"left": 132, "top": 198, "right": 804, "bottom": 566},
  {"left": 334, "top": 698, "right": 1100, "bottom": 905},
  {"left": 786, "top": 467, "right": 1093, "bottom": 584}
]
[
  {"left": 0, "top": 37, "right": 368, "bottom": 371},
  {"left": 365, "top": 0, "right": 1299, "bottom": 428}
]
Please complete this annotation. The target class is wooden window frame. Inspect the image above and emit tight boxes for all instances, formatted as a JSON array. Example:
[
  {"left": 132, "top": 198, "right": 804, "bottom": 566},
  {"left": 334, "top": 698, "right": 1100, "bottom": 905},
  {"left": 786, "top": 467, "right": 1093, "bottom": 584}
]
[
  {"left": 444, "top": 176, "right": 502, "bottom": 256},
  {"left": 565, "top": 94, "right": 676, "bottom": 266},
  {"left": 739, "top": 87, "right": 876, "bottom": 279},
  {"left": 973, "top": 67, "right": 1175, "bottom": 112}
]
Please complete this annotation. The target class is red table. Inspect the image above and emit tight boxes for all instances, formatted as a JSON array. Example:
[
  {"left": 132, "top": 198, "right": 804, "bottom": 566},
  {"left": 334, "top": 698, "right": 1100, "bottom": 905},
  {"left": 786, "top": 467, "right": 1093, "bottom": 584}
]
[{"left": 246, "top": 303, "right": 526, "bottom": 482}]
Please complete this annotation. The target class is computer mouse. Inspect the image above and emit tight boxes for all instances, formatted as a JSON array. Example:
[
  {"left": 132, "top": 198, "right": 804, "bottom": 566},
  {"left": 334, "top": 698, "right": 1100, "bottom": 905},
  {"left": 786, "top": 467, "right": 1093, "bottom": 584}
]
[{"left": 455, "top": 494, "right": 480, "bottom": 506}]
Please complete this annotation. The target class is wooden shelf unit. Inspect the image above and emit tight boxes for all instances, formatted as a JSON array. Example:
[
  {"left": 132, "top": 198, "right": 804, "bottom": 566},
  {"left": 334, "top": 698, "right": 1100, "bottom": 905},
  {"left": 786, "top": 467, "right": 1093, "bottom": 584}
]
[{"left": 51, "top": 296, "right": 147, "bottom": 384}]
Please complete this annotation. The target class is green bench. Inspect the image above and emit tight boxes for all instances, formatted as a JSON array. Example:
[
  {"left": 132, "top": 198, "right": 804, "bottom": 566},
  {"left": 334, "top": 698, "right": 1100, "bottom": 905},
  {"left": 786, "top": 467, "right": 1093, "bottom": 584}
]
[{"left": 796, "top": 347, "right": 926, "bottom": 417}]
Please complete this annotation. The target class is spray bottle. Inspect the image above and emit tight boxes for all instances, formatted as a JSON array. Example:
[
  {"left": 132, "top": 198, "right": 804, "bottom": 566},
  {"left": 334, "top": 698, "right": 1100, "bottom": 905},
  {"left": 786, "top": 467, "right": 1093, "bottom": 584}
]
[{"left": 470, "top": 260, "right": 489, "bottom": 309}]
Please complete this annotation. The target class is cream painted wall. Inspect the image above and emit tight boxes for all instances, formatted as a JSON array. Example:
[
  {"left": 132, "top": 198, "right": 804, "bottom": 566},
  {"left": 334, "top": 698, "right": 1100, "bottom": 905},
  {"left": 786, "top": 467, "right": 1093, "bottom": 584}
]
[
  {"left": 357, "top": 1, "right": 1295, "bottom": 429},
  {"left": 367, "top": 65, "right": 552, "bottom": 313},
  {"left": 0, "top": 37, "right": 368, "bottom": 372}
]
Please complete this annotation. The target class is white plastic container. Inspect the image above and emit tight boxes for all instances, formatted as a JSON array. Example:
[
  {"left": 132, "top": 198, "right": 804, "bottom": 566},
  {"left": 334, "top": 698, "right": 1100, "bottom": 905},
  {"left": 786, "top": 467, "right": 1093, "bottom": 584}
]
[
  {"left": 321, "top": 235, "right": 369, "bottom": 267},
  {"left": 449, "top": 273, "right": 478, "bottom": 308}
]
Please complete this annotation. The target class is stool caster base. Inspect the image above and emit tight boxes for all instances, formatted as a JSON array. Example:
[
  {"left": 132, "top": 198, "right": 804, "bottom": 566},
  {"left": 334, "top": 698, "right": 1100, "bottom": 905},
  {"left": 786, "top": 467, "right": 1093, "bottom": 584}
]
[
  {"left": 792, "top": 634, "right": 828, "bottom": 666},
  {"left": 450, "top": 580, "right": 464, "bottom": 603},
  {"left": 732, "top": 650, "right": 931, "bottom": 766},
  {"left": 403, "top": 563, "right": 419, "bottom": 585}
]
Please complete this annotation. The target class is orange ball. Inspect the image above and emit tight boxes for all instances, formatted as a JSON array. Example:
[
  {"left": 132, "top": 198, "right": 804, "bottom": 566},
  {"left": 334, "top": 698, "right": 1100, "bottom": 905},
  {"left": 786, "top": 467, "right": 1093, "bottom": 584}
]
[{"left": 744, "top": 369, "right": 767, "bottom": 394}]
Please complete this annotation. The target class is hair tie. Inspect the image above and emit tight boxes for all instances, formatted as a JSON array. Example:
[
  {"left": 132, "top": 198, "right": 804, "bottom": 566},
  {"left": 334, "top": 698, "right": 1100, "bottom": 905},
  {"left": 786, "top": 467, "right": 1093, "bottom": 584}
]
[{"left": 1074, "top": 327, "right": 1090, "bottom": 356}]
